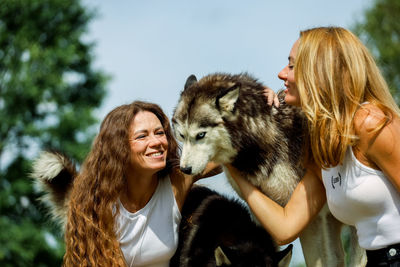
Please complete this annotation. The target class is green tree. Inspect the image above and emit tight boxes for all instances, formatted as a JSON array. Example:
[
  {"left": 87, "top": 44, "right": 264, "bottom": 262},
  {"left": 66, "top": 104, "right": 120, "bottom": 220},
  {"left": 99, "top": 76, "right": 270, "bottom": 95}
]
[
  {"left": 0, "top": 0, "right": 108, "bottom": 265},
  {"left": 353, "top": 0, "right": 400, "bottom": 104}
]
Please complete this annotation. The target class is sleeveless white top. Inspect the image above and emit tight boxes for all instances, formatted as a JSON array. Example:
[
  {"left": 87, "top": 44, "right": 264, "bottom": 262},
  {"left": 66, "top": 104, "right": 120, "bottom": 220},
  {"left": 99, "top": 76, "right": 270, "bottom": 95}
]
[
  {"left": 115, "top": 176, "right": 181, "bottom": 266},
  {"left": 322, "top": 148, "right": 400, "bottom": 250}
]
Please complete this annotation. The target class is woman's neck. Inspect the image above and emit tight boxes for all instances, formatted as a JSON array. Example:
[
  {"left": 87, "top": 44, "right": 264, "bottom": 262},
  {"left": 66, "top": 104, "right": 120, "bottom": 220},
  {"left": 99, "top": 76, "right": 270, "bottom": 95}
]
[{"left": 120, "top": 171, "right": 159, "bottom": 213}]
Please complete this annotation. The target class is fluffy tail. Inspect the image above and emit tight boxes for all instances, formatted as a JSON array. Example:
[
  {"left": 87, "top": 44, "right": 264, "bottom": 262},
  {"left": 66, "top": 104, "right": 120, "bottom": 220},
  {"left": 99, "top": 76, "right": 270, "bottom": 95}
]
[{"left": 31, "top": 151, "right": 77, "bottom": 226}]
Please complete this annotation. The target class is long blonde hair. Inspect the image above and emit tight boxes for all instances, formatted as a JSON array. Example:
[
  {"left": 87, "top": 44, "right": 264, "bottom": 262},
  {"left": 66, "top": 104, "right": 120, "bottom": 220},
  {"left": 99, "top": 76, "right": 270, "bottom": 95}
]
[
  {"left": 295, "top": 26, "right": 400, "bottom": 168},
  {"left": 63, "top": 101, "right": 179, "bottom": 266}
]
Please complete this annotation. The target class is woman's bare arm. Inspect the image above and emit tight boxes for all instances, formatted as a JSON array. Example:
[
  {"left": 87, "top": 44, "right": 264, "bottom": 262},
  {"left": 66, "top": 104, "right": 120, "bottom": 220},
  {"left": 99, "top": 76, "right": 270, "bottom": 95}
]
[
  {"left": 225, "top": 164, "right": 326, "bottom": 245},
  {"left": 354, "top": 105, "right": 400, "bottom": 192}
]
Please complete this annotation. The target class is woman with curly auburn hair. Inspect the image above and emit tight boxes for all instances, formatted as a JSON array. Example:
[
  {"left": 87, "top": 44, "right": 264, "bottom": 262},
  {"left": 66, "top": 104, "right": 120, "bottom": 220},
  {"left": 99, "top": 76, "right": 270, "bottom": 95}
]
[
  {"left": 63, "top": 101, "right": 220, "bottom": 266},
  {"left": 228, "top": 26, "right": 400, "bottom": 266}
]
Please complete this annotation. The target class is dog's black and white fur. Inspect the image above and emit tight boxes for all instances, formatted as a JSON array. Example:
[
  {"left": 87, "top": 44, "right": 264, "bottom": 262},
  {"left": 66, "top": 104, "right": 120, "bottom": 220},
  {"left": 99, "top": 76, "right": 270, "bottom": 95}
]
[
  {"left": 170, "top": 185, "right": 292, "bottom": 267},
  {"left": 31, "top": 151, "right": 76, "bottom": 227},
  {"left": 172, "top": 73, "right": 367, "bottom": 267},
  {"left": 173, "top": 74, "right": 305, "bottom": 206}
]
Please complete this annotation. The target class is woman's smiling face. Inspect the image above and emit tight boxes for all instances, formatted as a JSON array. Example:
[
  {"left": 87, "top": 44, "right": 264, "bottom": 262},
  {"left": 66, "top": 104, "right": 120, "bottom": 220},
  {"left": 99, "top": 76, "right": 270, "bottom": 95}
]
[
  {"left": 128, "top": 111, "right": 168, "bottom": 175},
  {"left": 278, "top": 39, "right": 301, "bottom": 106}
]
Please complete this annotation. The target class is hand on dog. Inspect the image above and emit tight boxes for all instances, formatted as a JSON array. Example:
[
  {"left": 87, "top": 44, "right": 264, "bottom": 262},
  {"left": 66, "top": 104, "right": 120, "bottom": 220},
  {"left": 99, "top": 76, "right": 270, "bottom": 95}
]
[{"left": 263, "top": 86, "right": 280, "bottom": 108}]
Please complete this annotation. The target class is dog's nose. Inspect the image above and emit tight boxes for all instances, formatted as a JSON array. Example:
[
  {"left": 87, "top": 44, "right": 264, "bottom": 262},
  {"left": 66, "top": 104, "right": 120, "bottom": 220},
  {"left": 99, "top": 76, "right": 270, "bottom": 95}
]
[{"left": 180, "top": 166, "right": 192, "bottom": 175}]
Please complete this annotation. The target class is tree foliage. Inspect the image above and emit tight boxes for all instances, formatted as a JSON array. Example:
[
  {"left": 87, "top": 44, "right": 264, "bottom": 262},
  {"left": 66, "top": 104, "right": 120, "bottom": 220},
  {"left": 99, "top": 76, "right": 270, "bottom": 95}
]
[
  {"left": 354, "top": 0, "right": 400, "bottom": 104},
  {"left": 0, "top": 0, "right": 108, "bottom": 265}
]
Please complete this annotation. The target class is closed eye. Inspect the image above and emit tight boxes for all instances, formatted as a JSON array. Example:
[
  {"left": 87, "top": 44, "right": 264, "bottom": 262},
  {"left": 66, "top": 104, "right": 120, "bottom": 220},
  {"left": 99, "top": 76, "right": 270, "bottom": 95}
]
[
  {"left": 135, "top": 134, "right": 146, "bottom": 140},
  {"left": 156, "top": 130, "right": 165, "bottom": 136}
]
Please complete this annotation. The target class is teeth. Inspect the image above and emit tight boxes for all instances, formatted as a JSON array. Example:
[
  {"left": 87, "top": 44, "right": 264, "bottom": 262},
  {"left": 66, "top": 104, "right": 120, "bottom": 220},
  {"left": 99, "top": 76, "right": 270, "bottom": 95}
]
[{"left": 149, "top": 152, "right": 162, "bottom": 157}]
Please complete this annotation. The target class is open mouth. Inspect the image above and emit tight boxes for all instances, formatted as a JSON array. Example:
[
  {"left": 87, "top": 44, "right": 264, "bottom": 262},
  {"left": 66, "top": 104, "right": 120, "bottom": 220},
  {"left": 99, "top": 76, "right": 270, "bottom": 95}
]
[{"left": 147, "top": 151, "right": 164, "bottom": 158}]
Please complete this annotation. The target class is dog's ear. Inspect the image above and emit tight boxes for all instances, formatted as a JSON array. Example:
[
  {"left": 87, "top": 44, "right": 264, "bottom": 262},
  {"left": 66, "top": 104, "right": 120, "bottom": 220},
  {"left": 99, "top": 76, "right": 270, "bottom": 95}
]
[
  {"left": 214, "top": 246, "right": 232, "bottom": 266},
  {"left": 216, "top": 83, "right": 240, "bottom": 113},
  {"left": 184, "top": 74, "right": 197, "bottom": 90}
]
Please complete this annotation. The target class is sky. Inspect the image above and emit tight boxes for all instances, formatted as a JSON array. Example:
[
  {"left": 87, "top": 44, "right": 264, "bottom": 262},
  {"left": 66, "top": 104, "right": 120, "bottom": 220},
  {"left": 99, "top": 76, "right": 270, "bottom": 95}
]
[{"left": 82, "top": 0, "right": 374, "bottom": 265}]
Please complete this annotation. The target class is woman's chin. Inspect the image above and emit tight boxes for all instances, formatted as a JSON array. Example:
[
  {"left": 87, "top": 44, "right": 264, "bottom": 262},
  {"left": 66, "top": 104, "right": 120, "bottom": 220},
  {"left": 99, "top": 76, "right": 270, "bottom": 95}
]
[{"left": 284, "top": 95, "right": 300, "bottom": 106}]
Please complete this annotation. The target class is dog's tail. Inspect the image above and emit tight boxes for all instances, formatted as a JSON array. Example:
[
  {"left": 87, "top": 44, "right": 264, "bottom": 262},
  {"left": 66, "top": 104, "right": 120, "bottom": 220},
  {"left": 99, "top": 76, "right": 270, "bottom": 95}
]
[{"left": 31, "top": 151, "right": 77, "bottom": 226}]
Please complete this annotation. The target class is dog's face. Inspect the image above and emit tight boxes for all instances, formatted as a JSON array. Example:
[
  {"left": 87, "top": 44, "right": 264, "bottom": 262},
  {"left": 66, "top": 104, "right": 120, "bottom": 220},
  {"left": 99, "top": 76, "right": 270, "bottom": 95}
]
[{"left": 172, "top": 75, "right": 239, "bottom": 175}]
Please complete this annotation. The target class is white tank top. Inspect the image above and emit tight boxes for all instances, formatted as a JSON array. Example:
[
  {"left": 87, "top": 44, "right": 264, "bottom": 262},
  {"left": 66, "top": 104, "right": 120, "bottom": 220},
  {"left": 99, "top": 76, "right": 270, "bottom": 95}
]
[
  {"left": 115, "top": 176, "right": 181, "bottom": 266},
  {"left": 322, "top": 147, "right": 400, "bottom": 250}
]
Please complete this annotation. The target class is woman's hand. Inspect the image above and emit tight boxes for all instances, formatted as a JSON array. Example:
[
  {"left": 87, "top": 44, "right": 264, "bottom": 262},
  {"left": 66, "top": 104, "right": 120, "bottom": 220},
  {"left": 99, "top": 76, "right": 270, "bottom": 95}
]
[{"left": 263, "top": 86, "right": 280, "bottom": 108}]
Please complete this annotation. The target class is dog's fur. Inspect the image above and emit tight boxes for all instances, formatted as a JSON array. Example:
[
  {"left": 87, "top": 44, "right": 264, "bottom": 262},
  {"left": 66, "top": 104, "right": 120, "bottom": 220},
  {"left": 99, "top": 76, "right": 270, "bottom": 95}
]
[
  {"left": 31, "top": 151, "right": 76, "bottom": 227},
  {"left": 31, "top": 151, "right": 292, "bottom": 266},
  {"left": 172, "top": 73, "right": 367, "bottom": 267},
  {"left": 170, "top": 185, "right": 293, "bottom": 267}
]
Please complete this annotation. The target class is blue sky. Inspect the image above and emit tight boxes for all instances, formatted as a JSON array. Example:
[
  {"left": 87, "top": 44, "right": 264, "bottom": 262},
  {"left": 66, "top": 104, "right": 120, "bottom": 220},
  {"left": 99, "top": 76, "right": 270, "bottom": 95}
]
[{"left": 82, "top": 0, "right": 373, "bottom": 265}]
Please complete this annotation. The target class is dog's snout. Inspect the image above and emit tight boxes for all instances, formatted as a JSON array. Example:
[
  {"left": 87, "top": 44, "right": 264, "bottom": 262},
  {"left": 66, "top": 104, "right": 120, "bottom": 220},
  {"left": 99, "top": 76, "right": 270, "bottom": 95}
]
[{"left": 180, "top": 166, "right": 192, "bottom": 175}]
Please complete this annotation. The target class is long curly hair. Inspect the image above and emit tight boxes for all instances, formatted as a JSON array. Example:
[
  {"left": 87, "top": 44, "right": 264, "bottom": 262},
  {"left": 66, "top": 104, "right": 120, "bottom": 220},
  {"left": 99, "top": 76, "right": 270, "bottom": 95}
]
[
  {"left": 295, "top": 26, "right": 400, "bottom": 168},
  {"left": 63, "top": 101, "right": 179, "bottom": 266}
]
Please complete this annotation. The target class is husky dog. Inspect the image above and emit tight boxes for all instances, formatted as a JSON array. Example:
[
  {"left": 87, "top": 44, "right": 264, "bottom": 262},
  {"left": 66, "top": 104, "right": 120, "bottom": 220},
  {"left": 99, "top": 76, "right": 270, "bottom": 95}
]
[
  {"left": 170, "top": 185, "right": 293, "bottom": 267},
  {"left": 172, "top": 73, "right": 366, "bottom": 267},
  {"left": 31, "top": 151, "right": 292, "bottom": 266}
]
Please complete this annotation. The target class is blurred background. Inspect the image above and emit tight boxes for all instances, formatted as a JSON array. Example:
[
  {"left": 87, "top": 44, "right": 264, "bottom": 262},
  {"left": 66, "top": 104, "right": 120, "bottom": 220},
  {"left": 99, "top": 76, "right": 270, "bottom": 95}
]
[{"left": 1, "top": 0, "right": 399, "bottom": 266}]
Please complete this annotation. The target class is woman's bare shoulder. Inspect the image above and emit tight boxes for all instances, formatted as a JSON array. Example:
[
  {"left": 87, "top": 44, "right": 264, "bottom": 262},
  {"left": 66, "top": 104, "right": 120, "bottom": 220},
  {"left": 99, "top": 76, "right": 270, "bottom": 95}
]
[
  {"left": 353, "top": 103, "right": 387, "bottom": 134},
  {"left": 353, "top": 103, "right": 400, "bottom": 164}
]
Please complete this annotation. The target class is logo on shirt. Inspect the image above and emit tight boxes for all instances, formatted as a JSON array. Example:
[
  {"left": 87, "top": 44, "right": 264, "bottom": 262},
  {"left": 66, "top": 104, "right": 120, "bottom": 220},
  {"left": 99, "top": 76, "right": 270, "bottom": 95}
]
[{"left": 331, "top": 173, "right": 342, "bottom": 189}]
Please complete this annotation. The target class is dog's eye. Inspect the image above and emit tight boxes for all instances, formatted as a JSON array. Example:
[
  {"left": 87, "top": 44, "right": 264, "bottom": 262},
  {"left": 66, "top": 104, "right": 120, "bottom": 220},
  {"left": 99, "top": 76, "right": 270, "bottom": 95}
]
[
  {"left": 180, "top": 133, "right": 185, "bottom": 139},
  {"left": 196, "top": 132, "right": 206, "bottom": 140}
]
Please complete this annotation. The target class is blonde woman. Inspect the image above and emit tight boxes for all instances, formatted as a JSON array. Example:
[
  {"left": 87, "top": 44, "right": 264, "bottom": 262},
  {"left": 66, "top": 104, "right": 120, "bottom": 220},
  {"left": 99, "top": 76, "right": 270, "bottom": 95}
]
[{"left": 227, "top": 27, "right": 400, "bottom": 266}]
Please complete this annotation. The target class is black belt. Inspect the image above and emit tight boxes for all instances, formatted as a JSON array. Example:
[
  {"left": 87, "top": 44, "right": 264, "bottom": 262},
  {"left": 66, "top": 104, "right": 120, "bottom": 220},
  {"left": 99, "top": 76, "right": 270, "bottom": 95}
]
[{"left": 367, "top": 243, "right": 400, "bottom": 264}]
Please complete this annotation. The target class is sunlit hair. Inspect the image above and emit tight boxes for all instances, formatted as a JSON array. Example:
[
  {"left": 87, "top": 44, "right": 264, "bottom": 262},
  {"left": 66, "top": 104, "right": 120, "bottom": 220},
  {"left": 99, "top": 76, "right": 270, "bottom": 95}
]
[
  {"left": 295, "top": 26, "right": 400, "bottom": 168},
  {"left": 63, "top": 101, "right": 179, "bottom": 266}
]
